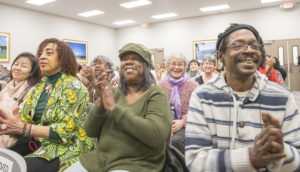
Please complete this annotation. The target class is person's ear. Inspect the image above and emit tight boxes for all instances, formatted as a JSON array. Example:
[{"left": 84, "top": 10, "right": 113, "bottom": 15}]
[{"left": 217, "top": 51, "right": 224, "bottom": 64}]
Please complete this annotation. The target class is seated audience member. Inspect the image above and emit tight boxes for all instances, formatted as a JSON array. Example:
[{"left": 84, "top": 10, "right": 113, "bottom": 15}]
[
  {"left": 77, "top": 64, "right": 82, "bottom": 78},
  {"left": 77, "top": 64, "right": 95, "bottom": 102},
  {"left": 0, "top": 64, "right": 11, "bottom": 91},
  {"left": 185, "top": 23, "right": 300, "bottom": 171},
  {"left": 0, "top": 38, "right": 94, "bottom": 172},
  {"left": 90, "top": 55, "right": 116, "bottom": 83},
  {"left": 272, "top": 55, "right": 287, "bottom": 84},
  {"left": 65, "top": 43, "right": 172, "bottom": 172},
  {"left": 258, "top": 54, "right": 280, "bottom": 84},
  {"left": 157, "top": 59, "right": 168, "bottom": 81},
  {"left": 158, "top": 53, "right": 198, "bottom": 154},
  {"left": 187, "top": 59, "right": 202, "bottom": 80},
  {"left": 0, "top": 52, "right": 42, "bottom": 148},
  {"left": 89, "top": 55, "right": 118, "bottom": 101},
  {"left": 216, "top": 59, "right": 224, "bottom": 73},
  {"left": 195, "top": 54, "right": 219, "bottom": 85},
  {"left": 111, "top": 65, "right": 120, "bottom": 87}
]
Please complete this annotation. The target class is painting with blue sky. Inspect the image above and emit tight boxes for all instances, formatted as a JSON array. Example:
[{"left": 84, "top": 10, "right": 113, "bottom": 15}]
[
  {"left": 63, "top": 39, "right": 88, "bottom": 63},
  {"left": 193, "top": 40, "right": 217, "bottom": 62},
  {"left": 0, "top": 32, "right": 10, "bottom": 62}
]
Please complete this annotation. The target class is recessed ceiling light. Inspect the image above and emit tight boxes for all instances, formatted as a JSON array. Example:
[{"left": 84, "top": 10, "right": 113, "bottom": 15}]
[
  {"left": 78, "top": 10, "right": 104, "bottom": 17},
  {"left": 200, "top": 4, "right": 230, "bottom": 12},
  {"left": 151, "top": 13, "right": 177, "bottom": 19},
  {"left": 120, "top": 0, "right": 152, "bottom": 8},
  {"left": 113, "top": 20, "right": 136, "bottom": 25},
  {"left": 26, "top": 0, "right": 56, "bottom": 6},
  {"left": 261, "top": 0, "right": 282, "bottom": 3}
]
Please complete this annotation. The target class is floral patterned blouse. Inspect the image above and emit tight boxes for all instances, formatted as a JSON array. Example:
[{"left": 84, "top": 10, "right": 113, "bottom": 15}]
[{"left": 20, "top": 73, "right": 95, "bottom": 171}]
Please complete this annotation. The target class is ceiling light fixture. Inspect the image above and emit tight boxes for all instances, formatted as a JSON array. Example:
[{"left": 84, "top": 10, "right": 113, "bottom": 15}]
[
  {"left": 26, "top": 0, "right": 56, "bottom": 6},
  {"left": 113, "top": 20, "right": 136, "bottom": 25},
  {"left": 78, "top": 10, "right": 104, "bottom": 17},
  {"left": 200, "top": 4, "right": 230, "bottom": 12},
  {"left": 261, "top": 0, "right": 282, "bottom": 3},
  {"left": 151, "top": 13, "right": 177, "bottom": 19},
  {"left": 120, "top": 0, "right": 152, "bottom": 8}
]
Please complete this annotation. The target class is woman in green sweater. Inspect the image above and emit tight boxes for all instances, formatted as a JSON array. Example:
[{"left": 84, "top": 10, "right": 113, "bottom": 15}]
[
  {"left": 65, "top": 43, "right": 172, "bottom": 172},
  {"left": 0, "top": 38, "right": 95, "bottom": 172}
]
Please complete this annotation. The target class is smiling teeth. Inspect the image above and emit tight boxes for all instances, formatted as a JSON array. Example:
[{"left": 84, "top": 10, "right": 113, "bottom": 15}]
[{"left": 241, "top": 60, "right": 253, "bottom": 64}]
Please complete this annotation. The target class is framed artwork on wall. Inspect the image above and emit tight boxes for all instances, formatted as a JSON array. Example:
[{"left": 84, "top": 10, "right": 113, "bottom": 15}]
[
  {"left": 63, "top": 39, "right": 88, "bottom": 63},
  {"left": 0, "top": 32, "right": 10, "bottom": 63},
  {"left": 193, "top": 39, "right": 217, "bottom": 62}
]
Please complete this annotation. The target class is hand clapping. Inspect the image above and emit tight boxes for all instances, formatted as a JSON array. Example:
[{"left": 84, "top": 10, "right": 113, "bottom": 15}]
[
  {"left": 249, "top": 111, "right": 286, "bottom": 169},
  {"left": 94, "top": 69, "right": 115, "bottom": 112}
]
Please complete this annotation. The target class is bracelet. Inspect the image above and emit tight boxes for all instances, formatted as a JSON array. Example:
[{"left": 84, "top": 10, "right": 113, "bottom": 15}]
[
  {"left": 22, "top": 123, "right": 26, "bottom": 135},
  {"left": 29, "top": 124, "right": 33, "bottom": 138},
  {"left": 23, "top": 123, "right": 29, "bottom": 137}
]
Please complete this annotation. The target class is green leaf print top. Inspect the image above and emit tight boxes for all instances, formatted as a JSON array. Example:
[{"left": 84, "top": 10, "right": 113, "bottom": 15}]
[{"left": 20, "top": 73, "right": 95, "bottom": 172}]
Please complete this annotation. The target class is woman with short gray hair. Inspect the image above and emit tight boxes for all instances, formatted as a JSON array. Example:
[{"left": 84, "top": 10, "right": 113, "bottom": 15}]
[
  {"left": 195, "top": 54, "right": 219, "bottom": 85},
  {"left": 83, "top": 55, "right": 119, "bottom": 102},
  {"left": 158, "top": 53, "right": 198, "bottom": 154}
]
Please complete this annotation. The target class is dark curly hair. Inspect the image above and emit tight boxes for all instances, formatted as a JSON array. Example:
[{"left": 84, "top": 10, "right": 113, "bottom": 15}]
[
  {"left": 36, "top": 38, "right": 78, "bottom": 76},
  {"left": 216, "top": 23, "right": 266, "bottom": 67},
  {"left": 10, "top": 52, "right": 42, "bottom": 86},
  {"left": 186, "top": 59, "right": 200, "bottom": 72}
]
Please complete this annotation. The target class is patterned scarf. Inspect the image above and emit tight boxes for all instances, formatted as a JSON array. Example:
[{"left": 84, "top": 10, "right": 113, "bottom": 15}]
[{"left": 167, "top": 75, "right": 187, "bottom": 119}]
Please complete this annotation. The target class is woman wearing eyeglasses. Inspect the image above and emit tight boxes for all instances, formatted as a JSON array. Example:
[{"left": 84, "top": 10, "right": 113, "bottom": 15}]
[
  {"left": 195, "top": 54, "right": 219, "bottom": 85},
  {"left": 158, "top": 53, "right": 198, "bottom": 154}
]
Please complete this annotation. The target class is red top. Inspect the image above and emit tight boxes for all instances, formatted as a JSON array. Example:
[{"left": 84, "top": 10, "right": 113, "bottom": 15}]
[{"left": 259, "top": 66, "right": 281, "bottom": 84}]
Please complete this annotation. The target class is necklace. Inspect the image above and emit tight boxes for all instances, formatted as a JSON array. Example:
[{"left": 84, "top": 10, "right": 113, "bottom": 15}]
[{"left": 45, "top": 84, "right": 53, "bottom": 95}]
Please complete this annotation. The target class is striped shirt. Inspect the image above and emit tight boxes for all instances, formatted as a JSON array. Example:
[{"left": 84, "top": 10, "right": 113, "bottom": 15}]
[{"left": 185, "top": 71, "right": 300, "bottom": 172}]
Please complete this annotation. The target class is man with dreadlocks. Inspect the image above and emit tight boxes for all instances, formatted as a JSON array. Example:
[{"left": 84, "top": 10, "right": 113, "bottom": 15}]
[{"left": 185, "top": 23, "right": 300, "bottom": 171}]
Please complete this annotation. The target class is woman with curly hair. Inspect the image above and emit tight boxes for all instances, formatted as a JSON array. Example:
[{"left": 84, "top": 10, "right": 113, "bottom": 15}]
[{"left": 0, "top": 38, "right": 95, "bottom": 172}]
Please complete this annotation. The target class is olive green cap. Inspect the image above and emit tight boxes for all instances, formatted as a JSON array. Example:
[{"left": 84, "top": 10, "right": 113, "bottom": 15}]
[{"left": 119, "top": 43, "right": 154, "bottom": 69}]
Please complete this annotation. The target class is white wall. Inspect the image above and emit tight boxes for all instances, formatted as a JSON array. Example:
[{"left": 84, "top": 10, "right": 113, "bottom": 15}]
[
  {"left": 0, "top": 3, "right": 117, "bottom": 68},
  {"left": 1, "top": 4, "right": 300, "bottom": 68},
  {"left": 117, "top": 5, "right": 300, "bottom": 61}
]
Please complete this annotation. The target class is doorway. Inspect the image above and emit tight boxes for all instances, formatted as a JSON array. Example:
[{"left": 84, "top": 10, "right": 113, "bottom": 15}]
[
  {"left": 150, "top": 48, "right": 164, "bottom": 69},
  {"left": 264, "top": 38, "right": 300, "bottom": 91}
]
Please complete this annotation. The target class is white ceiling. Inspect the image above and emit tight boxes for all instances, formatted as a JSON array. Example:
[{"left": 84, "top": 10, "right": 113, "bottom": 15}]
[{"left": 0, "top": 0, "right": 299, "bottom": 28}]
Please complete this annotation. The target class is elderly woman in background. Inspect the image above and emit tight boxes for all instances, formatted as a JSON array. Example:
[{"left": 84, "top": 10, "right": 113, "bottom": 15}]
[
  {"left": 81, "top": 55, "right": 118, "bottom": 102},
  {"left": 91, "top": 55, "right": 118, "bottom": 85},
  {"left": 187, "top": 59, "right": 202, "bottom": 80},
  {"left": 195, "top": 54, "right": 219, "bottom": 85},
  {"left": 65, "top": 43, "right": 172, "bottom": 172},
  {"left": 158, "top": 53, "right": 198, "bottom": 154},
  {"left": 0, "top": 52, "right": 42, "bottom": 148},
  {"left": 0, "top": 38, "right": 94, "bottom": 172}
]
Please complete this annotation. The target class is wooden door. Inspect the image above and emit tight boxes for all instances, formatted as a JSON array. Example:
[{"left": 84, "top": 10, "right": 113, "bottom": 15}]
[
  {"left": 287, "top": 39, "right": 300, "bottom": 91},
  {"left": 264, "top": 38, "right": 300, "bottom": 91},
  {"left": 150, "top": 48, "right": 164, "bottom": 68}
]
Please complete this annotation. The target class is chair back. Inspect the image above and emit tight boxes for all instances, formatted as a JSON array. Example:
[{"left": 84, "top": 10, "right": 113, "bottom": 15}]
[{"left": 0, "top": 148, "right": 27, "bottom": 172}]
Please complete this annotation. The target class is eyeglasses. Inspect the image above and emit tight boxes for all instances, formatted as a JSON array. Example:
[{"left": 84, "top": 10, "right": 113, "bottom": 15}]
[
  {"left": 169, "top": 63, "right": 184, "bottom": 67},
  {"left": 227, "top": 41, "right": 260, "bottom": 51}
]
